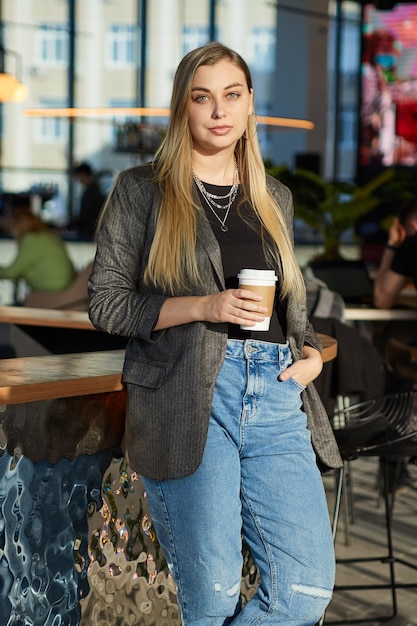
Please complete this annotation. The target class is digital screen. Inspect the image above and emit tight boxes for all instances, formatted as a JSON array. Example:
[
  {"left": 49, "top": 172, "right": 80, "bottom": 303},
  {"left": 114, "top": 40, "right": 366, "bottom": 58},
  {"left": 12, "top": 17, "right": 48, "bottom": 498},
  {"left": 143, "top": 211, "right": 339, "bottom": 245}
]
[{"left": 359, "top": 3, "right": 417, "bottom": 170}]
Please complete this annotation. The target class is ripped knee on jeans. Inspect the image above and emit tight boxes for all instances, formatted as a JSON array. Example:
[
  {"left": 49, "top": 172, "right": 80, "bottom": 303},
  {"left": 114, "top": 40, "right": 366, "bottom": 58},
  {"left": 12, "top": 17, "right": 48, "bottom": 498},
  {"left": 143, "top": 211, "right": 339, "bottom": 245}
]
[
  {"left": 213, "top": 579, "right": 241, "bottom": 598},
  {"left": 289, "top": 583, "right": 333, "bottom": 622}
]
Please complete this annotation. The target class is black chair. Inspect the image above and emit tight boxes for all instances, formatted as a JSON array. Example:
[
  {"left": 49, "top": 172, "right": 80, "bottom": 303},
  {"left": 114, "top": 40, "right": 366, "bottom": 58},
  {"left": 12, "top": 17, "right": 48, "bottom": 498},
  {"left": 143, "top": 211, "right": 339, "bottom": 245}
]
[
  {"left": 324, "top": 390, "right": 417, "bottom": 624},
  {"left": 308, "top": 259, "right": 374, "bottom": 306}
]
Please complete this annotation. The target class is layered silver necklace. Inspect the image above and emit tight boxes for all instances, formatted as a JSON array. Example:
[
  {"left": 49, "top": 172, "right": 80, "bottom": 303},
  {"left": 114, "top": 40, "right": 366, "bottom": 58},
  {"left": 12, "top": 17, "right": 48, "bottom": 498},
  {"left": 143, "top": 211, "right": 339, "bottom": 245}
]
[{"left": 193, "top": 160, "right": 239, "bottom": 232}]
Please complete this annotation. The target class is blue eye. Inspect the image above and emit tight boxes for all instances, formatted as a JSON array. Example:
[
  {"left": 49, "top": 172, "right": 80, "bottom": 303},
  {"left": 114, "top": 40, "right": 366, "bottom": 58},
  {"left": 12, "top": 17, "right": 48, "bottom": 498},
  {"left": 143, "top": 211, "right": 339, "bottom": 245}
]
[{"left": 194, "top": 94, "right": 209, "bottom": 102}]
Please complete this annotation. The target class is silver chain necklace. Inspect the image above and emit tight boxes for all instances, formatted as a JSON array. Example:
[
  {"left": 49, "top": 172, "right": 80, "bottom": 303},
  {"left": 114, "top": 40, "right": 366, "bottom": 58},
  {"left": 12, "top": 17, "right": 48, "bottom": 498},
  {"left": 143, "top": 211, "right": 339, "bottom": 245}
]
[{"left": 193, "top": 161, "right": 239, "bottom": 232}]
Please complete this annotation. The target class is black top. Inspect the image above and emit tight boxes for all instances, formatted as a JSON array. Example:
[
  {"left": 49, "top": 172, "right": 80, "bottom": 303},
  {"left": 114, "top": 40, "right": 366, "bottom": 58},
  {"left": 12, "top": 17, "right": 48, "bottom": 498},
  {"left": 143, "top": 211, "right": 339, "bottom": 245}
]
[
  {"left": 196, "top": 181, "right": 285, "bottom": 343},
  {"left": 391, "top": 233, "right": 417, "bottom": 289}
]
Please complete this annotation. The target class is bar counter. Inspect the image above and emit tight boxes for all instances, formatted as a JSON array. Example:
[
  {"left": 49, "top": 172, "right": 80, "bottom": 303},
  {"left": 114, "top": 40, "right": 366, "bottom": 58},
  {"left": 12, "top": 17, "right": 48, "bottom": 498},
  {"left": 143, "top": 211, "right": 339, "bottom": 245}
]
[
  {"left": 0, "top": 336, "right": 336, "bottom": 625},
  {"left": 0, "top": 305, "right": 94, "bottom": 331},
  {"left": 0, "top": 349, "right": 182, "bottom": 626},
  {"left": 0, "top": 349, "right": 123, "bottom": 405},
  {"left": 0, "top": 348, "right": 253, "bottom": 625}
]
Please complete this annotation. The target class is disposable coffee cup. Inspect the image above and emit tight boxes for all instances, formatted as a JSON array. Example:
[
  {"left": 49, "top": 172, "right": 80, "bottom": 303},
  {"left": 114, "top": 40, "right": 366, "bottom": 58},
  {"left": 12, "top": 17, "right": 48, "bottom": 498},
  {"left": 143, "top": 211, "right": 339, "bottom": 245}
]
[{"left": 237, "top": 269, "right": 277, "bottom": 331}]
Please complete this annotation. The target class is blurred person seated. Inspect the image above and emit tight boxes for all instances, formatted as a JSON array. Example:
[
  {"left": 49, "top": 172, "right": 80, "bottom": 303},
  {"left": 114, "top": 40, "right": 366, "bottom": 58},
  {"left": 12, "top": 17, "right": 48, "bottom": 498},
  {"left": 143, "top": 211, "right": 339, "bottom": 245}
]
[
  {"left": 374, "top": 196, "right": 417, "bottom": 309},
  {"left": 0, "top": 206, "right": 76, "bottom": 301},
  {"left": 373, "top": 197, "right": 417, "bottom": 351},
  {"left": 69, "top": 162, "right": 106, "bottom": 240},
  {"left": 373, "top": 197, "right": 417, "bottom": 491}
]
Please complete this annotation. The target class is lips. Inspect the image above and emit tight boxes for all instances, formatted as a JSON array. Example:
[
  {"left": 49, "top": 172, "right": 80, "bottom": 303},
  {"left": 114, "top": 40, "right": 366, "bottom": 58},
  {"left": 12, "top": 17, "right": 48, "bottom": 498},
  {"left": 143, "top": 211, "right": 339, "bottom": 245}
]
[{"left": 209, "top": 126, "right": 232, "bottom": 135}]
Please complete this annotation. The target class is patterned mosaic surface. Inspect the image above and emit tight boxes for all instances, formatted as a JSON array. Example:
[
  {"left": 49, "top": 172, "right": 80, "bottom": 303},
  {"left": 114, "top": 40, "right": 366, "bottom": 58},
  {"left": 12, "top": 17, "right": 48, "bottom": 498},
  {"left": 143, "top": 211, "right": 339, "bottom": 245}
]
[{"left": 0, "top": 447, "right": 258, "bottom": 626}]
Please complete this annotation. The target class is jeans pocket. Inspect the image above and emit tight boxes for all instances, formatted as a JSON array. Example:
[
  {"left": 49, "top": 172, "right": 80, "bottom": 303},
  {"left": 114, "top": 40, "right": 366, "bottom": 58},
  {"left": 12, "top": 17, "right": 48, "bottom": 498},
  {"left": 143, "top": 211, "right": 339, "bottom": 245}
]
[{"left": 288, "top": 377, "right": 306, "bottom": 392}]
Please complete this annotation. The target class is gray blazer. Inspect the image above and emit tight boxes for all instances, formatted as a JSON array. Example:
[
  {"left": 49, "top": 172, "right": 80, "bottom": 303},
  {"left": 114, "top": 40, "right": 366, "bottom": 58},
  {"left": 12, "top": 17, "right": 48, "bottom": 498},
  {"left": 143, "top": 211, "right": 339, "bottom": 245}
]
[{"left": 88, "top": 164, "right": 342, "bottom": 479}]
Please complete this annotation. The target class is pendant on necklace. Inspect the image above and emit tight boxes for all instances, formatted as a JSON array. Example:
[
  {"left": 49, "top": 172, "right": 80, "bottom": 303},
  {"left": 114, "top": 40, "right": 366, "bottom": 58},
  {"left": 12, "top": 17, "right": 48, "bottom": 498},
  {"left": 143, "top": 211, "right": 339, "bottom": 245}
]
[{"left": 221, "top": 224, "right": 228, "bottom": 232}]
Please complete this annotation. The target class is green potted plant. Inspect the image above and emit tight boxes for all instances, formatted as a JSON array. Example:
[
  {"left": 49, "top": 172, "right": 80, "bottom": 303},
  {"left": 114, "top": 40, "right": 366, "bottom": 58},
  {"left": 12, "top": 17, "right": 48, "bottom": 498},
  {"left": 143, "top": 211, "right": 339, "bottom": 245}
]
[{"left": 265, "top": 161, "right": 396, "bottom": 261}]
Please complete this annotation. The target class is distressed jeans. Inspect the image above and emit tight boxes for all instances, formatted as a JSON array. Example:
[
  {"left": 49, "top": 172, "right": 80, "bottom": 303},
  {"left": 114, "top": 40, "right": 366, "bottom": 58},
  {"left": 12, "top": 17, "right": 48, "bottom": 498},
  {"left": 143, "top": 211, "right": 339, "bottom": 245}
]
[{"left": 142, "top": 339, "right": 335, "bottom": 626}]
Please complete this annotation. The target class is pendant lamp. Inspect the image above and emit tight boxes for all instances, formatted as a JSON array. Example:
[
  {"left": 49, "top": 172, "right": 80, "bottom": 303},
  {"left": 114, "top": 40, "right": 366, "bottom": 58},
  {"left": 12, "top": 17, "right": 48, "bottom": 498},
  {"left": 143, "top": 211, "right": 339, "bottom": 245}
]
[{"left": 0, "top": 47, "right": 28, "bottom": 103}]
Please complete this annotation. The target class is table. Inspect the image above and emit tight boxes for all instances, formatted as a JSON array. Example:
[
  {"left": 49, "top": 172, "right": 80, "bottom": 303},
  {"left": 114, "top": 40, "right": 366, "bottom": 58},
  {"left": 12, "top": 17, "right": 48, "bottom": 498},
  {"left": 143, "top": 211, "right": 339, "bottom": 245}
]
[
  {"left": 0, "top": 305, "right": 127, "bottom": 355},
  {"left": 342, "top": 289, "right": 417, "bottom": 321},
  {"left": 0, "top": 305, "right": 93, "bottom": 330},
  {"left": 0, "top": 336, "right": 336, "bottom": 397},
  {"left": 0, "top": 349, "right": 127, "bottom": 466},
  {"left": 0, "top": 349, "right": 124, "bottom": 405},
  {"left": 344, "top": 306, "right": 417, "bottom": 322},
  {"left": 319, "top": 332, "right": 337, "bottom": 363}
]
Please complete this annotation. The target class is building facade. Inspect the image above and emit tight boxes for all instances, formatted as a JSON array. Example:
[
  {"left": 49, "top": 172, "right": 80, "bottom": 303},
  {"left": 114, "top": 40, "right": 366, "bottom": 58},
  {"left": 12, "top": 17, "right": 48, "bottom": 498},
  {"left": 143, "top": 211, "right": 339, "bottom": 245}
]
[{"left": 0, "top": 0, "right": 362, "bottom": 220}]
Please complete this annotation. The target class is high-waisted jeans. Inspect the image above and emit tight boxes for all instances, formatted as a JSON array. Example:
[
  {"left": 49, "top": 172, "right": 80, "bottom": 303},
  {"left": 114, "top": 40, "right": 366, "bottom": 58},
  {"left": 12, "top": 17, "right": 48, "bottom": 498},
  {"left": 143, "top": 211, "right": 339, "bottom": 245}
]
[{"left": 141, "top": 339, "right": 335, "bottom": 626}]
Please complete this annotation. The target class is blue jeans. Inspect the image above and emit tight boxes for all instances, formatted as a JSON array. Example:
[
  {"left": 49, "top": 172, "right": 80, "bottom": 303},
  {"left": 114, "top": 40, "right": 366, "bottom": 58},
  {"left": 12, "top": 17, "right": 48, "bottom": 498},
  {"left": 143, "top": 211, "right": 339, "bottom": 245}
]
[{"left": 142, "top": 339, "right": 335, "bottom": 626}]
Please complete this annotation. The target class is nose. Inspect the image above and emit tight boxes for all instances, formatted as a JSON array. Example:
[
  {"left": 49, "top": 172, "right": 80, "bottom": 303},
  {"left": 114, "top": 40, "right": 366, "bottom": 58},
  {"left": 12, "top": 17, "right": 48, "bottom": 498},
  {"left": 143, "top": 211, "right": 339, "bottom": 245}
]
[{"left": 212, "top": 100, "right": 225, "bottom": 119}]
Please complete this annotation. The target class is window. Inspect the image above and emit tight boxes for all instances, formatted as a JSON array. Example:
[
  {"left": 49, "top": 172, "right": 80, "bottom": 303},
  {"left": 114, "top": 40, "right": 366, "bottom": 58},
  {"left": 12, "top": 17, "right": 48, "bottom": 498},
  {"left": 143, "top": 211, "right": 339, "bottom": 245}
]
[
  {"left": 338, "top": 103, "right": 358, "bottom": 152},
  {"left": 108, "top": 24, "right": 137, "bottom": 65},
  {"left": 37, "top": 23, "right": 68, "bottom": 65},
  {"left": 249, "top": 27, "right": 276, "bottom": 72},
  {"left": 36, "top": 100, "right": 68, "bottom": 142},
  {"left": 108, "top": 98, "right": 136, "bottom": 142},
  {"left": 327, "top": 1, "right": 362, "bottom": 180},
  {"left": 182, "top": 26, "right": 210, "bottom": 56},
  {"left": 37, "top": 117, "right": 67, "bottom": 142}
]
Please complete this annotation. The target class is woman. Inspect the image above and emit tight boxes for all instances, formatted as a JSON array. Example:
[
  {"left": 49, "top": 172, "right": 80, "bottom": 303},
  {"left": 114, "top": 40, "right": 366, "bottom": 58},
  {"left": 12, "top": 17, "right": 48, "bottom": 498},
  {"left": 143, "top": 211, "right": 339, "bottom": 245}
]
[
  {"left": 89, "top": 42, "right": 341, "bottom": 626},
  {"left": 0, "top": 207, "right": 75, "bottom": 293}
]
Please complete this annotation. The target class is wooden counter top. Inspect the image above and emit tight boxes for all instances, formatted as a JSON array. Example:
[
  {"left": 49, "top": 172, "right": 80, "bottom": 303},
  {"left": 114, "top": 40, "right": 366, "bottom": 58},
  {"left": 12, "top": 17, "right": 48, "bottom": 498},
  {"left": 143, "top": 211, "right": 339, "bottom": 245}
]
[
  {"left": 344, "top": 305, "right": 417, "bottom": 321},
  {"left": 318, "top": 333, "right": 337, "bottom": 363},
  {"left": 0, "top": 335, "right": 336, "bottom": 407},
  {"left": 0, "top": 349, "right": 125, "bottom": 405},
  {"left": 0, "top": 305, "right": 94, "bottom": 330}
]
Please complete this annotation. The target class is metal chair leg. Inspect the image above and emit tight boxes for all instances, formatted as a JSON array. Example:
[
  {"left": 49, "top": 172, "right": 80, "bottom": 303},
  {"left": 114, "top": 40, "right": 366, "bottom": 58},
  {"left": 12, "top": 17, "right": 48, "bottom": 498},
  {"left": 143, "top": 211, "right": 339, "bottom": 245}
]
[{"left": 324, "top": 455, "right": 417, "bottom": 624}]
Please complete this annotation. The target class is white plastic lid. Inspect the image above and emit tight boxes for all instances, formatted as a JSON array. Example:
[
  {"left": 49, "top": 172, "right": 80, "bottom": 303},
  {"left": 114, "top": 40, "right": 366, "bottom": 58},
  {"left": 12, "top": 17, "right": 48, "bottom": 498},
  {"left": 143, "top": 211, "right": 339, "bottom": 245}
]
[{"left": 237, "top": 269, "right": 277, "bottom": 282}]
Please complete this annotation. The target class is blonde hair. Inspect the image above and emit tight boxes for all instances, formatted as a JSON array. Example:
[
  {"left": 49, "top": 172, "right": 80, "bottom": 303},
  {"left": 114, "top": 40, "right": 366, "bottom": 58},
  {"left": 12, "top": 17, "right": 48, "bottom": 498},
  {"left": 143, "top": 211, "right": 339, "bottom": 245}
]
[{"left": 145, "top": 42, "right": 305, "bottom": 303}]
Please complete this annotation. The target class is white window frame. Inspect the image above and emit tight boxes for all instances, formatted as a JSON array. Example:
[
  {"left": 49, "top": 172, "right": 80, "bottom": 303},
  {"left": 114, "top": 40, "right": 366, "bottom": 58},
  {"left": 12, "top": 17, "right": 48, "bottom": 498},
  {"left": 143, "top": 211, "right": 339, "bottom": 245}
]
[
  {"left": 36, "top": 23, "right": 68, "bottom": 67},
  {"left": 182, "top": 26, "right": 210, "bottom": 56},
  {"left": 35, "top": 101, "right": 68, "bottom": 143},
  {"left": 249, "top": 27, "right": 276, "bottom": 72},
  {"left": 107, "top": 24, "right": 137, "bottom": 67}
]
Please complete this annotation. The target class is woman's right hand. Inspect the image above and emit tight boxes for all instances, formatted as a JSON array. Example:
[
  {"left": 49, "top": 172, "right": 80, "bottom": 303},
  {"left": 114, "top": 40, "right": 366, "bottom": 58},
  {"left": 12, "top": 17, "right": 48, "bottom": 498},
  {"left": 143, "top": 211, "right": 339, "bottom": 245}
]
[
  {"left": 200, "top": 289, "right": 268, "bottom": 326},
  {"left": 154, "top": 289, "right": 268, "bottom": 331}
]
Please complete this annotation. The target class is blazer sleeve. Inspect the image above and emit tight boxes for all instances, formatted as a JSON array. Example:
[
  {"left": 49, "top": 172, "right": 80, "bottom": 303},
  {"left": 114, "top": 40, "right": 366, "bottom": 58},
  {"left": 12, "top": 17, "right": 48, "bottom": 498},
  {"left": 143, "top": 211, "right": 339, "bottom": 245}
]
[{"left": 88, "top": 168, "right": 168, "bottom": 342}]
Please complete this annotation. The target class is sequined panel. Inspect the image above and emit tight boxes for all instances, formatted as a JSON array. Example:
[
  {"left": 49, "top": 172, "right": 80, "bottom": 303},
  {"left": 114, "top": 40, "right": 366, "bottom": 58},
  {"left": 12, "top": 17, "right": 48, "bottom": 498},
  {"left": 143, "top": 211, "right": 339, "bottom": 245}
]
[
  {"left": 0, "top": 445, "right": 113, "bottom": 625},
  {"left": 0, "top": 443, "right": 258, "bottom": 626},
  {"left": 81, "top": 457, "right": 259, "bottom": 624},
  {"left": 80, "top": 456, "right": 181, "bottom": 625}
]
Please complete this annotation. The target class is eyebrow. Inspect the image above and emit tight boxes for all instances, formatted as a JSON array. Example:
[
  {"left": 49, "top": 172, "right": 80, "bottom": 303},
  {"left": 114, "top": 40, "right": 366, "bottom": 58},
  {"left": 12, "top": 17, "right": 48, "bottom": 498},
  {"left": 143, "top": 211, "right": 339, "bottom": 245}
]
[{"left": 191, "top": 82, "right": 244, "bottom": 92}]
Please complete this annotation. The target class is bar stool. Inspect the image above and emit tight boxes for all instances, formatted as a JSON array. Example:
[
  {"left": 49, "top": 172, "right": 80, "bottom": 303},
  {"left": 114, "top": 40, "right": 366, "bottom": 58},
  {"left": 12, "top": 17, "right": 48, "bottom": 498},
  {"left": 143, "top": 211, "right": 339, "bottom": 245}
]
[{"left": 324, "top": 390, "right": 417, "bottom": 624}]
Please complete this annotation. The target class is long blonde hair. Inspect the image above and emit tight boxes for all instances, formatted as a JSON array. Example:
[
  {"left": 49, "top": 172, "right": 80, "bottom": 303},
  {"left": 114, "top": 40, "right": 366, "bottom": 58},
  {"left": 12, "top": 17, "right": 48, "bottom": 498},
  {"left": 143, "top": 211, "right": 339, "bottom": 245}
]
[{"left": 145, "top": 42, "right": 305, "bottom": 303}]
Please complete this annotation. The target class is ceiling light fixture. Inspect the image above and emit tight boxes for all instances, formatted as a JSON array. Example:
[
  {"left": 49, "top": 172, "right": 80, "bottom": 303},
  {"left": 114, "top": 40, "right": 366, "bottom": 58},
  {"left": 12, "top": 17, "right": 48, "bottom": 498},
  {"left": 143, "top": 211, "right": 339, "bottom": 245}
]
[{"left": 0, "top": 47, "right": 28, "bottom": 103}]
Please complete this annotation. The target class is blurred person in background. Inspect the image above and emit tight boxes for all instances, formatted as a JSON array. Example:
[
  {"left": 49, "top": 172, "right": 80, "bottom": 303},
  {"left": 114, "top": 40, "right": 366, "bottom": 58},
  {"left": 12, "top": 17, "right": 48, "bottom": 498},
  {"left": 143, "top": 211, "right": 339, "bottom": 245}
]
[
  {"left": 373, "top": 196, "right": 417, "bottom": 490},
  {"left": 374, "top": 196, "right": 417, "bottom": 309},
  {"left": 0, "top": 206, "right": 75, "bottom": 298},
  {"left": 70, "top": 162, "right": 106, "bottom": 240}
]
